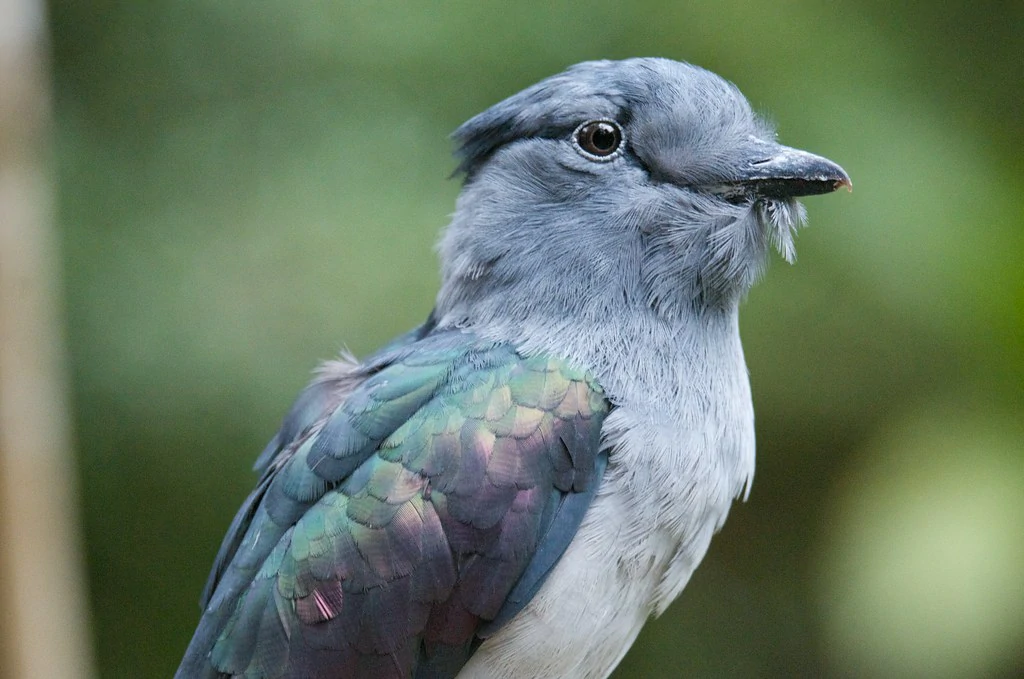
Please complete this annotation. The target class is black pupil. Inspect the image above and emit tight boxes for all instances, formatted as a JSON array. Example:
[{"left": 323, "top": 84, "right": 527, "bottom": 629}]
[{"left": 583, "top": 122, "right": 618, "bottom": 155}]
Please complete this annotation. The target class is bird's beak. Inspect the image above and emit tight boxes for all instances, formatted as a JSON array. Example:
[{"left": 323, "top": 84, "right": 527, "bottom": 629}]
[{"left": 717, "top": 138, "right": 851, "bottom": 199}]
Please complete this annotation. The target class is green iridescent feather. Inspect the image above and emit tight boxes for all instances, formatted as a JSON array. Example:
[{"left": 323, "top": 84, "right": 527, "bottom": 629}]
[{"left": 176, "top": 328, "right": 609, "bottom": 679}]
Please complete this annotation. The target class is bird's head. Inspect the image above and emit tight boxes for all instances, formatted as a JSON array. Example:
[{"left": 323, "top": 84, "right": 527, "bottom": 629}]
[{"left": 435, "top": 58, "right": 849, "bottom": 329}]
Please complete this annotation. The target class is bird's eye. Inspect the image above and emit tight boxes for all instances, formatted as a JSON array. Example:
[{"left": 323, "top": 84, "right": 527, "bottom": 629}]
[{"left": 573, "top": 120, "right": 623, "bottom": 161}]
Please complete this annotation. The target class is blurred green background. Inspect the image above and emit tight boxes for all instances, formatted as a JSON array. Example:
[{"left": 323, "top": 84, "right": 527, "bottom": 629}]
[{"left": 48, "top": 1, "right": 1023, "bottom": 677}]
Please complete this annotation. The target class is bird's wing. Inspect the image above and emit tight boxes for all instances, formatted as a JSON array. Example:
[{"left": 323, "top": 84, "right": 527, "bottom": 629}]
[
  {"left": 177, "top": 328, "right": 610, "bottom": 678},
  {"left": 197, "top": 320, "right": 438, "bottom": 612}
]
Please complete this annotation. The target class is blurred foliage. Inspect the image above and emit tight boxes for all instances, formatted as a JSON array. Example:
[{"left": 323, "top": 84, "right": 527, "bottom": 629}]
[{"left": 47, "top": 1, "right": 1022, "bottom": 677}]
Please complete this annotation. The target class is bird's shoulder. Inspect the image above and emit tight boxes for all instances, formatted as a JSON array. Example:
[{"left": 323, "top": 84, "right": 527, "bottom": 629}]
[{"left": 179, "top": 325, "right": 611, "bottom": 678}]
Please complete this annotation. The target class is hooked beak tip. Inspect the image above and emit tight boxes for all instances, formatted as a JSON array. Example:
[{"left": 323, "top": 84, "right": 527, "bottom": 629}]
[{"left": 738, "top": 145, "right": 852, "bottom": 199}]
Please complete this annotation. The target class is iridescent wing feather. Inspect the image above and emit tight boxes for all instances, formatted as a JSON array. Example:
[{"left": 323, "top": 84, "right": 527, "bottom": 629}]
[{"left": 177, "top": 328, "right": 609, "bottom": 678}]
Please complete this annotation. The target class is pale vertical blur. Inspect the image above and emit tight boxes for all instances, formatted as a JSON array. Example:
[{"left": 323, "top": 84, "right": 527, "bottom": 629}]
[
  {"left": 0, "top": 0, "right": 94, "bottom": 677},
  {"left": 45, "top": 1, "right": 1024, "bottom": 677}
]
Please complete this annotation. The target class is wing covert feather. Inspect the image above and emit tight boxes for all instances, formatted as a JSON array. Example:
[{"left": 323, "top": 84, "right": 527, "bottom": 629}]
[{"left": 177, "top": 329, "right": 609, "bottom": 679}]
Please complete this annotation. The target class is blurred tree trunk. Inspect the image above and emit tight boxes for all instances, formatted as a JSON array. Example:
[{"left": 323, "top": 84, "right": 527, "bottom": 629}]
[{"left": 0, "top": 0, "right": 94, "bottom": 677}]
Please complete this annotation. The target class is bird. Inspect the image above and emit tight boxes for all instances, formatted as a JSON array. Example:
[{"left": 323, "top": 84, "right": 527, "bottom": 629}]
[{"left": 176, "top": 57, "right": 850, "bottom": 679}]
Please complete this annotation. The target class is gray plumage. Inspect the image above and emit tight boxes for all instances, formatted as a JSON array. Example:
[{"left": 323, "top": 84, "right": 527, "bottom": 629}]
[
  {"left": 178, "top": 57, "right": 848, "bottom": 679},
  {"left": 440, "top": 57, "right": 847, "bottom": 677}
]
